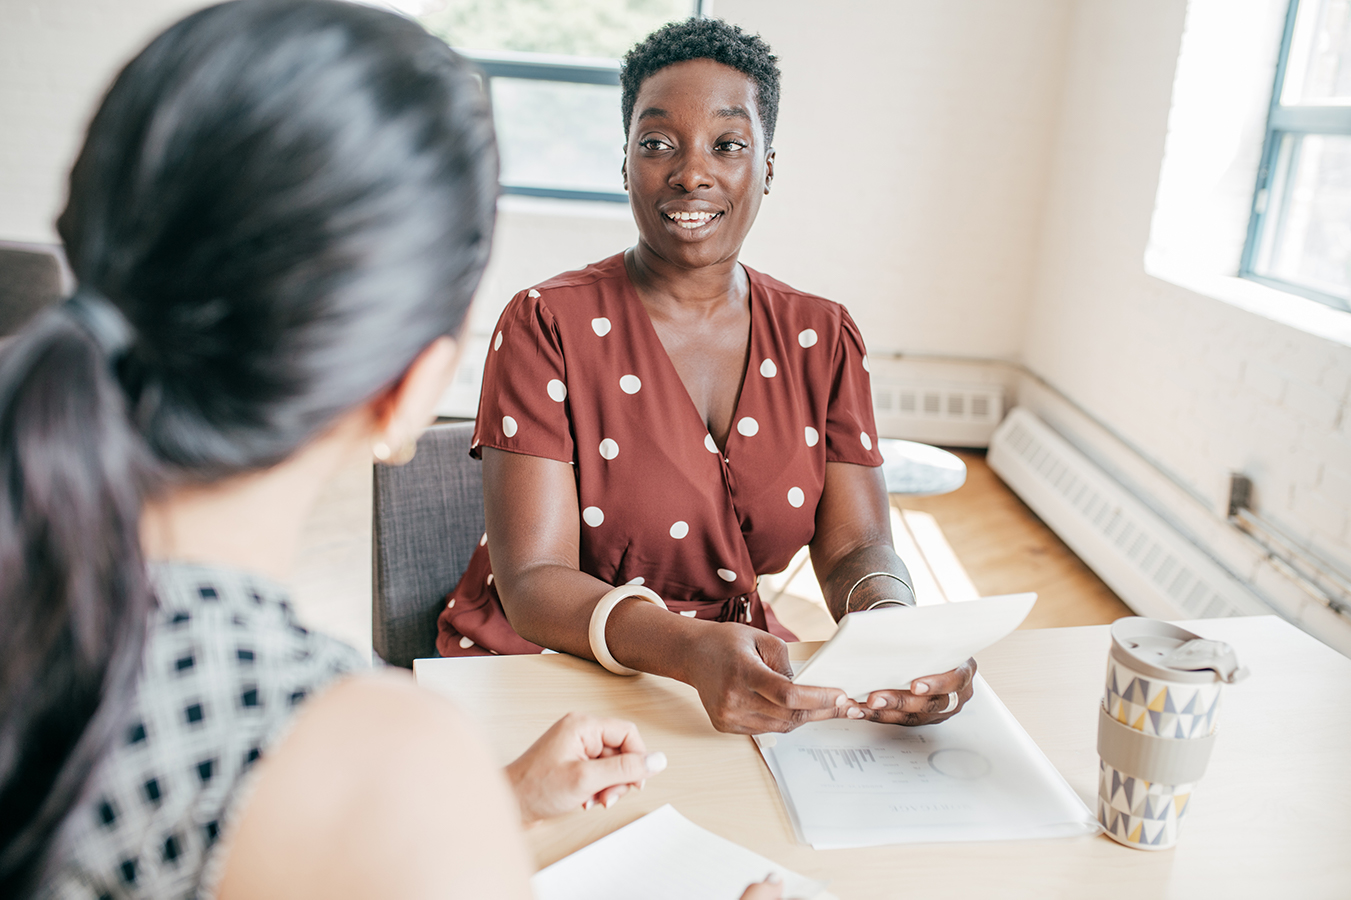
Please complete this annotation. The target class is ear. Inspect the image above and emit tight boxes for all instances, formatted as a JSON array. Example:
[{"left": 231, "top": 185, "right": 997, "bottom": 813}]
[
  {"left": 764, "top": 148, "right": 775, "bottom": 195},
  {"left": 621, "top": 156, "right": 628, "bottom": 192},
  {"left": 367, "top": 335, "right": 461, "bottom": 448}
]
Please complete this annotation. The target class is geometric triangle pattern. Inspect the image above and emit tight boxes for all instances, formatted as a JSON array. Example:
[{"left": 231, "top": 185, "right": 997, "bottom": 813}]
[
  {"left": 1104, "top": 659, "right": 1223, "bottom": 738},
  {"left": 1097, "top": 757, "right": 1198, "bottom": 850}
]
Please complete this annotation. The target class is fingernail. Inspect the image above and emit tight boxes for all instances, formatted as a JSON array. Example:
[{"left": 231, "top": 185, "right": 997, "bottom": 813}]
[
  {"left": 913, "top": 682, "right": 930, "bottom": 695},
  {"left": 638, "top": 779, "right": 646, "bottom": 790},
  {"left": 768, "top": 872, "right": 783, "bottom": 884},
  {"left": 835, "top": 694, "right": 847, "bottom": 707},
  {"left": 583, "top": 799, "right": 594, "bottom": 811},
  {"left": 869, "top": 696, "right": 886, "bottom": 709},
  {"left": 604, "top": 794, "right": 616, "bottom": 809},
  {"left": 846, "top": 707, "right": 864, "bottom": 719},
  {"left": 645, "top": 751, "right": 668, "bottom": 774}
]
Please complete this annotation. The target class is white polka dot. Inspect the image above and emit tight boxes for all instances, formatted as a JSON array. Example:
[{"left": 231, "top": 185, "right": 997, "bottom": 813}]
[
  {"left": 527, "top": 289, "right": 541, "bottom": 299},
  {"left": 798, "top": 328, "right": 818, "bottom": 348},
  {"left": 502, "top": 415, "right": 518, "bottom": 437},
  {"left": 479, "top": 533, "right": 487, "bottom": 547},
  {"left": 862, "top": 354, "right": 870, "bottom": 372},
  {"left": 737, "top": 417, "right": 759, "bottom": 437},
  {"left": 486, "top": 574, "right": 493, "bottom": 586},
  {"left": 493, "top": 331, "right": 503, "bottom": 351},
  {"left": 599, "top": 438, "right": 619, "bottom": 460},
  {"left": 787, "top": 486, "right": 805, "bottom": 508},
  {"left": 627, "top": 576, "right": 645, "bottom": 585},
  {"left": 680, "top": 610, "right": 698, "bottom": 617},
  {"left": 805, "top": 426, "right": 820, "bottom": 447},
  {"left": 669, "top": 521, "right": 689, "bottom": 539},
  {"left": 760, "top": 358, "right": 777, "bottom": 378},
  {"left": 546, "top": 379, "right": 567, "bottom": 402},
  {"left": 619, "top": 374, "right": 642, "bottom": 394},
  {"left": 861, "top": 431, "right": 873, "bottom": 451},
  {"left": 459, "top": 636, "right": 474, "bottom": 649},
  {"left": 446, "top": 597, "right": 456, "bottom": 609},
  {"left": 592, "top": 317, "right": 612, "bottom": 337},
  {"left": 704, "top": 434, "right": 719, "bottom": 453},
  {"left": 717, "top": 568, "right": 737, "bottom": 582},
  {"left": 583, "top": 506, "right": 605, "bottom": 527}
]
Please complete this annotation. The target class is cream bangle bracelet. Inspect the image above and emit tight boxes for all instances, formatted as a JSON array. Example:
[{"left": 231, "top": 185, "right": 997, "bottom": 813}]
[{"left": 588, "top": 584, "right": 667, "bottom": 676}]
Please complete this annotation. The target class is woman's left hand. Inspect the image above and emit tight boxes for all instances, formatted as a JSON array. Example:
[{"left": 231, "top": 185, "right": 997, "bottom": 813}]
[
  {"left": 858, "top": 657, "right": 977, "bottom": 726},
  {"left": 504, "top": 712, "right": 667, "bottom": 825}
]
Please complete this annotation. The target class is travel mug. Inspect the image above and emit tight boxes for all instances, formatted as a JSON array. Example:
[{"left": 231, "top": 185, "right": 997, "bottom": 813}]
[{"left": 1096, "top": 617, "right": 1248, "bottom": 850}]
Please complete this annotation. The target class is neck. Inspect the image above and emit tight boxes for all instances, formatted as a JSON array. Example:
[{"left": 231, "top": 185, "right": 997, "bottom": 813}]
[
  {"left": 626, "top": 243, "right": 749, "bottom": 316},
  {"left": 141, "top": 433, "right": 354, "bottom": 582}
]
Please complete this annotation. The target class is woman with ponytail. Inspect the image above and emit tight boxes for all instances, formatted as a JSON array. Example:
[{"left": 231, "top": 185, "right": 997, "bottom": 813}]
[{"left": 0, "top": 3, "right": 687, "bottom": 898}]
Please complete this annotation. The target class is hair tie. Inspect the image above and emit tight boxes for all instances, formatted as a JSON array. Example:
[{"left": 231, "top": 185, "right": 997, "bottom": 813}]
[{"left": 62, "top": 288, "right": 135, "bottom": 361}]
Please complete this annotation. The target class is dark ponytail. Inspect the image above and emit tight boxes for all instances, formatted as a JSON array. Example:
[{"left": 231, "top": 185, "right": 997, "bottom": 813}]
[
  {"left": 0, "top": 305, "right": 154, "bottom": 895},
  {"left": 0, "top": 0, "right": 498, "bottom": 891}
]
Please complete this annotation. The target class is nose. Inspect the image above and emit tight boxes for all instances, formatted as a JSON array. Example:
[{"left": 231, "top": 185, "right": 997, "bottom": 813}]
[{"left": 668, "top": 145, "right": 714, "bottom": 193}]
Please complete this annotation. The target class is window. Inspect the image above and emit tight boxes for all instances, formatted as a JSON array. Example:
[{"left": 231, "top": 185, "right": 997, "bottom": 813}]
[
  {"left": 411, "top": 0, "right": 703, "bottom": 202},
  {"left": 1243, "top": 0, "right": 1351, "bottom": 311}
]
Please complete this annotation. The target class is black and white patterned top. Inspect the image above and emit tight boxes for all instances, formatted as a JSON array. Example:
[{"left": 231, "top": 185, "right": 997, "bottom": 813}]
[{"left": 41, "top": 562, "right": 366, "bottom": 900}]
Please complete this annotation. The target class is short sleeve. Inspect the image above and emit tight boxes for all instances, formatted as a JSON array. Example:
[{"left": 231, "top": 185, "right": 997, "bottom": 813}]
[
  {"left": 472, "top": 290, "right": 575, "bottom": 463},
  {"left": 824, "top": 307, "right": 884, "bottom": 466}
]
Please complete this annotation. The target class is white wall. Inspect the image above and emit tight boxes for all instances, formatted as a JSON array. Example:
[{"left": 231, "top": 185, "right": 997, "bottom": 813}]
[
  {"left": 716, "top": 0, "right": 1075, "bottom": 359},
  {"left": 1023, "top": 0, "right": 1351, "bottom": 574}
]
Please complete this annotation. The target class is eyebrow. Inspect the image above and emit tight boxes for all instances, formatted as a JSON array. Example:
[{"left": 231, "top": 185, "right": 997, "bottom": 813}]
[{"left": 636, "top": 106, "right": 753, "bottom": 124}]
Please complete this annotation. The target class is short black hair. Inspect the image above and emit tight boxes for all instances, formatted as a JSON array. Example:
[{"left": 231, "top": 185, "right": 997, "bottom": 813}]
[{"left": 621, "top": 18, "right": 780, "bottom": 146}]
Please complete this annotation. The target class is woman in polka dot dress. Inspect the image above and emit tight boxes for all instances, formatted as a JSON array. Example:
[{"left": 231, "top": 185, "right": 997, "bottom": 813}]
[{"left": 436, "top": 19, "right": 978, "bottom": 734}]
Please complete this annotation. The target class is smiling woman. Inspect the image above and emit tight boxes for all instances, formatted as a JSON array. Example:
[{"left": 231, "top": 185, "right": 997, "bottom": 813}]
[{"left": 435, "top": 18, "right": 980, "bottom": 736}]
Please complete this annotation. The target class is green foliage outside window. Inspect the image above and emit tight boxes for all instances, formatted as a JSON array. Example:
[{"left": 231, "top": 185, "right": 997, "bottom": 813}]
[{"left": 419, "top": 0, "right": 694, "bottom": 59}]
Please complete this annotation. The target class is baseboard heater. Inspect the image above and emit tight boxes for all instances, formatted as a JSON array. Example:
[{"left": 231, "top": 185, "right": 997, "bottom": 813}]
[
  {"left": 871, "top": 379, "right": 1005, "bottom": 447},
  {"left": 989, "top": 408, "right": 1270, "bottom": 620}
]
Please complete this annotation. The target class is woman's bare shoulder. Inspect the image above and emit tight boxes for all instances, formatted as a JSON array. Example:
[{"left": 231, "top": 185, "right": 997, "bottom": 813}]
[{"left": 216, "top": 672, "right": 532, "bottom": 900}]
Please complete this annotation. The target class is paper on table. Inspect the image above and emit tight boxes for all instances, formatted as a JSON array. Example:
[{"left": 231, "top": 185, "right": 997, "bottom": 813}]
[
  {"left": 756, "top": 674, "right": 1098, "bottom": 849},
  {"left": 792, "top": 593, "right": 1037, "bottom": 701},
  {"left": 532, "top": 804, "right": 835, "bottom": 900}
]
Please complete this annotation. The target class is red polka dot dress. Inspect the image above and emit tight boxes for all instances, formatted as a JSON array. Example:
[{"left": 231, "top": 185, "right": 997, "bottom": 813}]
[{"left": 435, "top": 253, "right": 882, "bottom": 657}]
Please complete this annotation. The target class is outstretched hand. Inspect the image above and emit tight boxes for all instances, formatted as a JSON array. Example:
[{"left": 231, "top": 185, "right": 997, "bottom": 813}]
[
  {"left": 685, "top": 622, "right": 863, "bottom": 734},
  {"left": 504, "top": 712, "right": 666, "bottom": 825}
]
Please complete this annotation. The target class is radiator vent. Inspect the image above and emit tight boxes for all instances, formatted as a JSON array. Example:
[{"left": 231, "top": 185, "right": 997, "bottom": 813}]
[
  {"left": 872, "top": 381, "right": 1005, "bottom": 447},
  {"left": 989, "top": 408, "right": 1270, "bottom": 620}
]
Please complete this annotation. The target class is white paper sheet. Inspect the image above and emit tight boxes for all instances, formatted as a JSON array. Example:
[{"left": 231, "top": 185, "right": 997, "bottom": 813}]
[
  {"left": 756, "top": 675, "right": 1098, "bottom": 849},
  {"left": 532, "top": 805, "right": 835, "bottom": 900},
  {"left": 792, "top": 593, "right": 1037, "bottom": 701}
]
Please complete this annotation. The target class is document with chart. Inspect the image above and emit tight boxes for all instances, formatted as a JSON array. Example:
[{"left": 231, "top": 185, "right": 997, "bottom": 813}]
[{"left": 754, "top": 675, "right": 1098, "bottom": 848}]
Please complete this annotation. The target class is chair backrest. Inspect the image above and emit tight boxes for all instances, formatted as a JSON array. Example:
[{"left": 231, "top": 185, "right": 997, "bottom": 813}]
[
  {"left": 371, "top": 421, "right": 483, "bottom": 668},
  {"left": 0, "top": 243, "right": 67, "bottom": 335}
]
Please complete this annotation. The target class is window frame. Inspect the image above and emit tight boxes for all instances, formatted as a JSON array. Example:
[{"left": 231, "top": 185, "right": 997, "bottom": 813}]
[
  {"left": 462, "top": 49, "right": 628, "bottom": 204},
  {"left": 1240, "top": 0, "right": 1351, "bottom": 312}
]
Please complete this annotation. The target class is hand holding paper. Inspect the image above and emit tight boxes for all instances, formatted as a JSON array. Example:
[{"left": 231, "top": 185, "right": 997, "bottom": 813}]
[{"left": 792, "top": 594, "right": 1038, "bottom": 710}]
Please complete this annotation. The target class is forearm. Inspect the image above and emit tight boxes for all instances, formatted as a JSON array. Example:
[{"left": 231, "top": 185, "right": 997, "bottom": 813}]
[
  {"left": 813, "top": 542, "right": 916, "bottom": 622},
  {"left": 499, "top": 564, "right": 707, "bottom": 683}
]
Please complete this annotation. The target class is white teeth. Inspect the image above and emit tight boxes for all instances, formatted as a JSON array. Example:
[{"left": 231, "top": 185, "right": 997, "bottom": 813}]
[{"left": 668, "top": 211, "right": 717, "bottom": 229}]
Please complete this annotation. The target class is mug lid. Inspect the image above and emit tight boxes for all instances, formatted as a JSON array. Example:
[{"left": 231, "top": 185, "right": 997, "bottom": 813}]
[{"left": 1109, "top": 617, "right": 1250, "bottom": 684}]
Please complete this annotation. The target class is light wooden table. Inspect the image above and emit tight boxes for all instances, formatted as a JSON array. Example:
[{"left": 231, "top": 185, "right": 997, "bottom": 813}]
[{"left": 415, "top": 616, "right": 1350, "bottom": 899}]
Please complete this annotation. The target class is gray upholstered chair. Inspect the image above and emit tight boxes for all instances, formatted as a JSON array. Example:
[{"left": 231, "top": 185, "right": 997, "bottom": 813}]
[
  {"left": 0, "top": 242, "right": 69, "bottom": 335},
  {"left": 371, "top": 421, "right": 484, "bottom": 668}
]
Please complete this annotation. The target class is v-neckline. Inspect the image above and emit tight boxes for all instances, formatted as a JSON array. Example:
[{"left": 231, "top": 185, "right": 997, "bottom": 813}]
[{"left": 618, "top": 257, "right": 756, "bottom": 457}]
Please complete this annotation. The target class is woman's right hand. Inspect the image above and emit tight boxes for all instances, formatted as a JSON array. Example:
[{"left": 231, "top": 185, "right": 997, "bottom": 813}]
[{"left": 684, "top": 622, "right": 861, "bottom": 733}]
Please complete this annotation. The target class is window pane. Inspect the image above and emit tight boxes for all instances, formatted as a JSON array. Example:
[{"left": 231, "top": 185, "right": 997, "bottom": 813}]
[
  {"left": 491, "top": 78, "right": 626, "bottom": 194},
  {"left": 1282, "top": 0, "right": 1351, "bottom": 104},
  {"left": 1253, "top": 133, "right": 1351, "bottom": 301},
  {"left": 416, "top": 0, "right": 693, "bottom": 58}
]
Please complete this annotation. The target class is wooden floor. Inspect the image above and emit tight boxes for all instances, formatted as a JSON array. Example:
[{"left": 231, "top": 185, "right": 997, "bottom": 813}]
[
  {"left": 898, "top": 450, "right": 1132, "bottom": 630},
  {"left": 289, "top": 449, "right": 1132, "bottom": 656}
]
